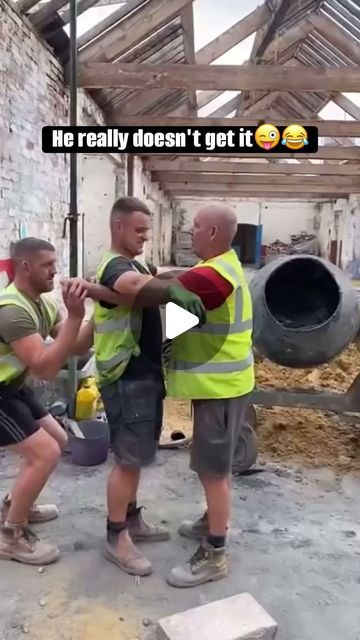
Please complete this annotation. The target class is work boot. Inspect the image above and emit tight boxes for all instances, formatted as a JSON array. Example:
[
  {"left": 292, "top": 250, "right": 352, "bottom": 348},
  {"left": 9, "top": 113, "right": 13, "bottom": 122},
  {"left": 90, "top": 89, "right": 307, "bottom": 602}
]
[
  {"left": 127, "top": 507, "right": 170, "bottom": 542},
  {"left": 178, "top": 511, "right": 209, "bottom": 540},
  {"left": 104, "top": 527, "right": 153, "bottom": 576},
  {"left": 1, "top": 494, "right": 59, "bottom": 525},
  {"left": 167, "top": 542, "right": 228, "bottom": 588},
  {"left": 0, "top": 522, "right": 60, "bottom": 565}
]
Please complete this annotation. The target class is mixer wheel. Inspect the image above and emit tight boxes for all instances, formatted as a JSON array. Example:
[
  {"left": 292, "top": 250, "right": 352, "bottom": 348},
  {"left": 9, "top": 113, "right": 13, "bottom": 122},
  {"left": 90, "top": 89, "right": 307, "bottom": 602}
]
[{"left": 232, "top": 423, "right": 259, "bottom": 475}]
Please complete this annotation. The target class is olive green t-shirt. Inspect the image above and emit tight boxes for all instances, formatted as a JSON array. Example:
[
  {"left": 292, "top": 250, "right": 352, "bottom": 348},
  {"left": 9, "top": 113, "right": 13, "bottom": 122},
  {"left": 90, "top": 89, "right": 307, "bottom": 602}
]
[{"left": 0, "top": 296, "right": 61, "bottom": 386}]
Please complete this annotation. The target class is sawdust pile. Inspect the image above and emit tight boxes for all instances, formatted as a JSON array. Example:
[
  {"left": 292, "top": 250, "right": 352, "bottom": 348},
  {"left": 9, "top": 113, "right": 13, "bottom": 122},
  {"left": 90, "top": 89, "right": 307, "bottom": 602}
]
[{"left": 162, "top": 343, "right": 360, "bottom": 470}]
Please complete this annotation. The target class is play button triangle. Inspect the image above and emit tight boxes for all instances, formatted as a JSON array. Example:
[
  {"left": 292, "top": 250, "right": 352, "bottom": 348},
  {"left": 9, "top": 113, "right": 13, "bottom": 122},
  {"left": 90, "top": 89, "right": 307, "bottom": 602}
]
[{"left": 165, "top": 302, "right": 199, "bottom": 339}]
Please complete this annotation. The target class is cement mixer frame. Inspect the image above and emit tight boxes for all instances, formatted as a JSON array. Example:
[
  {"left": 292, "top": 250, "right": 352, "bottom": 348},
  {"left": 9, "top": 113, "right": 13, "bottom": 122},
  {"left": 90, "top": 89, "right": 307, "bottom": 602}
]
[{"left": 250, "top": 371, "right": 360, "bottom": 419}]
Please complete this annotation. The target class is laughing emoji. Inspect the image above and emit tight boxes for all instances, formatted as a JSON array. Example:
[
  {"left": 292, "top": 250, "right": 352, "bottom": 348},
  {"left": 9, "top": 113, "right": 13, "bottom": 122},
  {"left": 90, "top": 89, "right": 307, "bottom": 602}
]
[
  {"left": 282, "top": 125, "right": 308, "bottom": 150},
  {"left": 254, "top": 123, "right": 280, "bottom": 150}
]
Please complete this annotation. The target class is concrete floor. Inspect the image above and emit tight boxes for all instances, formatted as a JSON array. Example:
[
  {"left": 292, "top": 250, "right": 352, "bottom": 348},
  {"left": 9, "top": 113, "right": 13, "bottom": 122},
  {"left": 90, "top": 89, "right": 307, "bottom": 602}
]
[{"left": 0, "top": 448, "right": 360, "bottom": 640}]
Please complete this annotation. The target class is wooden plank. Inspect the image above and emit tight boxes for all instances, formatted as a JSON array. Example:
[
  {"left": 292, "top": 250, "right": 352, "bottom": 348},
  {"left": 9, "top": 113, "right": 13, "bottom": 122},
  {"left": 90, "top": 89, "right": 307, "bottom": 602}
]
[
  {"left": 77, "top": 0, "right": 146, "bottom": 50},
  {"left": 308, "top": 13, "right": 360, "bottom": 64},
  {"left": 258, "top": 18, "right": 315, "bottom": 62},
  {"left": 196, "top": 4, "right": 271, "bottom": 64},
  {"left": 181, "top": 4, "right": 197, "bottom": 114},
  {"left": 241, "top": 91, "right": 279, "bottom": 115},
  {"left": 18, "top": 0, "right": 42, "bottom": 13},
  {"left": 165, "top": 183, "right": 359, "bottom": 194},
  {"left": 80, "top": 63, "right": 360, "bottom": 92},
  {"left": 197, "top": 90, "right": 223, "bottom": 110},
  {"left": 173, "top": 195, "right": 337, "bottom": 202},
  {"left": 140, "top": 146, "right": 360, "bottom": 160},
  {"left": 155, "top": 173, "right": 360, "bottom": 187},
  {"left": 60, "top": 0, "right": 103, "bottom": 25},
  {"left": 106, "top": 115, "right": 360, "bottom": 137},
  {"left": 30, "top": 0, "right": 69, "bottom": 27},
  {"left": 207, "top": 95, "right": 240, "bottom": 118},
  {"left": 146, "top": 159, "right": 360, "bottom": 175},
  {"left": 79, "top": 0, "right": 194, "bottom": 62},
  {"left": 333, "top": 95, "right": 360, "bottom": 121}
]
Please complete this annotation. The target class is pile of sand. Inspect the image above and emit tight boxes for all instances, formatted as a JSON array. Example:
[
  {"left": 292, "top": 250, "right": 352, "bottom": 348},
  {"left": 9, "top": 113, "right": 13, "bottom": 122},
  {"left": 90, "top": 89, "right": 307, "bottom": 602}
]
[{"left": 162, "top": 343, "right": 360, "bottom": 471}]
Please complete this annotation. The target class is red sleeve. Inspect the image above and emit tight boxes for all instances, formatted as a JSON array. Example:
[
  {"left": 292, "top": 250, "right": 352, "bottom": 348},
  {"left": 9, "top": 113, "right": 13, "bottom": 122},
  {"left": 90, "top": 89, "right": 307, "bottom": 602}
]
[{"left": 177, "top": 266, "right": 233, "bottom": 310}]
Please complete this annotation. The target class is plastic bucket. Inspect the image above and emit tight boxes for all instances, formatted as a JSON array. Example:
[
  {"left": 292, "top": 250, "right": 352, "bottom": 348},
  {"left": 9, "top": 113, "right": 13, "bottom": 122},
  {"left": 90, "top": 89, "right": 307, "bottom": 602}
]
[{"left": 69, "top": 419, "right": 110, "bottom": 466}]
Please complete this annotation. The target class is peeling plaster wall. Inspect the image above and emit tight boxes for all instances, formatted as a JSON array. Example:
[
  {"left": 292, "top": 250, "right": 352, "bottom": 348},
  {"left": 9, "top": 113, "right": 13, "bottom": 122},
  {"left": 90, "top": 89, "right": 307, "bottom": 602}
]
[{"left": 316, "top": 196, "right": 360, "bottom": 278}]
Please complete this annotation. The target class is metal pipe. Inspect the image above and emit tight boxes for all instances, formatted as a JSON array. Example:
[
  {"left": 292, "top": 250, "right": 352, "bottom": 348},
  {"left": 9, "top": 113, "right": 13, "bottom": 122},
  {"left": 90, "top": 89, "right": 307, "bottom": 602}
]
[
  {"left": 67, "top": 0, "right": 78, "bottom": 417},
  {"left": 69, "top": 0, "right": 78, "bottom": 277}
]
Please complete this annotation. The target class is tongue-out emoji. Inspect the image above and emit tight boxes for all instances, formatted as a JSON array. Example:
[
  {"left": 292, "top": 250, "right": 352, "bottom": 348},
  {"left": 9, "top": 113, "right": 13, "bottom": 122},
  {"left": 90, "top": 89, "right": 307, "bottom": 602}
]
[{"left": 255, "top": 124, "right": 280, "bottom": 151}]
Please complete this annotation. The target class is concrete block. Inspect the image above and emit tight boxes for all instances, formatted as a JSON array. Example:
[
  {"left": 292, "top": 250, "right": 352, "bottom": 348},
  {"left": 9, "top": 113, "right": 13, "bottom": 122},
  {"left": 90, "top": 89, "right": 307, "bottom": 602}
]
[{"left": 156, "top": 593, "right": 277, "bottom": 640}]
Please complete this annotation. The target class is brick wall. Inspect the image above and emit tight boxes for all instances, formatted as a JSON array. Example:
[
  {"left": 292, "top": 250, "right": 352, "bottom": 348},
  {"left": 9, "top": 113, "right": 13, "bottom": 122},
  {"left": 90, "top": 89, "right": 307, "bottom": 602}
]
[{"left": 0, "top": 0, "right": 111, "bottom": 279}]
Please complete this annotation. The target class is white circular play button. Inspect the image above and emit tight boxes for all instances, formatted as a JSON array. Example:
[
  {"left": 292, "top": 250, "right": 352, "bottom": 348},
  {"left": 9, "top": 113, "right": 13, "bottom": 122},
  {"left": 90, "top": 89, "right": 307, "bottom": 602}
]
[{"left": 165, "top": 302, "right": 200, "bottom": 339}]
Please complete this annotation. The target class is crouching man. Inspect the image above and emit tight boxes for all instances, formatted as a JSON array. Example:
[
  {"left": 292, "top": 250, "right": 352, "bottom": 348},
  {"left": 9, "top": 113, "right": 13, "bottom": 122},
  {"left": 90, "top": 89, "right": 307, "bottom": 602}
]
[{"left": 0, "top": 238, "right": 90, "bottom": 566}]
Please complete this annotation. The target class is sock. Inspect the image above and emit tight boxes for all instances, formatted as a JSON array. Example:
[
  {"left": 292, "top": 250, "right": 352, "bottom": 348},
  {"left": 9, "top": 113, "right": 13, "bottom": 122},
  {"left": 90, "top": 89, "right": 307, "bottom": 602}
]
[
  {"left": 106, "top": 519, "right": 127, "bottom": 544},
  {"left": 207, "top": 534, "right": 226, "bottom": 549},
  {"left": 126, "top": 501, "right": 138, "bottom": 518}
]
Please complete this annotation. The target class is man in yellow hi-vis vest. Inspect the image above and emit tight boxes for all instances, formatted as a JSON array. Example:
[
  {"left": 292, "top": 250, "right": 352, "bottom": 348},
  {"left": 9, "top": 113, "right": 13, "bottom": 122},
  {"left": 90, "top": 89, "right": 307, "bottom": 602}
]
[
  {"left": 80, "top": 196, "right": 206, "bottom": 578},
  {"left": 0, "top": 238, "right": 90, "bottom": 566},
  {"left": 165, "top": 205, "right": 255, "bottom": 588}
]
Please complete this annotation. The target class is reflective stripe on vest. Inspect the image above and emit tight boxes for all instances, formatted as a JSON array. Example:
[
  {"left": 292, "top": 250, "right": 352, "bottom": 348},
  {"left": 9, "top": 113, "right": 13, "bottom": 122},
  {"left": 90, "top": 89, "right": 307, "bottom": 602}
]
[{"left": 170, "top": 350, "right": 254, "bottom": 373}]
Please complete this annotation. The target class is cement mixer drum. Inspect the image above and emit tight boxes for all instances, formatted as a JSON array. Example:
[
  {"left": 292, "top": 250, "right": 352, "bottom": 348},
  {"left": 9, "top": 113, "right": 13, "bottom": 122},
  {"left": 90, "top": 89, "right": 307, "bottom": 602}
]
[{"left": 249, "top": 255, "right": 360, "bottom": 368}]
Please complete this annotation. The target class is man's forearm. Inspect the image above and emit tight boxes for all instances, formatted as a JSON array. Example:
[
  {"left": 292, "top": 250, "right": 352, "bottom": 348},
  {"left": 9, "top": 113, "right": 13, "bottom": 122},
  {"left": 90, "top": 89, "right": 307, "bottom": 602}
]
[
  {"left": 86, "top": 279, "right": 181, "bottom": 308},
  {"left": 72, "top": 320, "right": 94, "bottom": 356},
  {"left": 33, "top": 317, "right": 83, "bottom": 379}
]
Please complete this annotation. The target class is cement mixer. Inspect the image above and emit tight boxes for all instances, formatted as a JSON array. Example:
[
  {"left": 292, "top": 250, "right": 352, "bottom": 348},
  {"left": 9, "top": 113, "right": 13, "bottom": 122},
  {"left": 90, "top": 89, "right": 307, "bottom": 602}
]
[
  {"left": 235, "top": 255, "right": 360, "bottom": 474},
  {"left": 249, "top": 254, "right": 360, "bottom": 368}
]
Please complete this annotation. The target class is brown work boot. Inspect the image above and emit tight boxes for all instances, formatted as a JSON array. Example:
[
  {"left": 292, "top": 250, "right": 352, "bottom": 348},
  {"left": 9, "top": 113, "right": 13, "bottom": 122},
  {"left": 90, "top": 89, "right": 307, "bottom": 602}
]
[
  {"left": 0, "top": 522, "right": 60, "bottom": 565},
  {"left": 167, "top": 542, "right": 228, "bottom": 588},
  {"left": 1, "top": 494, "right": 59, "bottom": 525},
  {"left": 127, "top": 507, "right": 170, "bottom": 542},
  {"left": 104, "top": 527, "right": 153, "bottom": 576},
  {"left": 178, "top": 511, "right": 209, "bottom": 540}
]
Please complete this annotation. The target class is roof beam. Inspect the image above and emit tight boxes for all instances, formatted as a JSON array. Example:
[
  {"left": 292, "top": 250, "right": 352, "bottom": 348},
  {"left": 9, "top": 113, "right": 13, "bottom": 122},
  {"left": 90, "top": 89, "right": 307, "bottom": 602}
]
[
  {"left": 307, "top": 12, "right": 360, "bottom": 65},
  {"left": 77, "top": 0, "right": 146, "bottom": 50},
  {"left": 207, "top": 94, "right": 240, "bottom": 118},
  {"left": 181, "top": 4, "right": 197, "bottom": 114},
  {"left": 80, "top": 63, "right": 360, "bottom": 92},
  {"left": 18, "top": 0, "right": 43, "bottom": 13},
  {"left": 140, "top": 146, "right": 360, "bottom": 160},
  {"left": 146, "top": 159, "right": 360, "bottom": 176},
  {"left": 165, "top": 184, "right": 357, "bottom": 195},
  {"left": 107, "top": 115, "right": 360, "bottom": 137},
  {"left": 196, "top": 3, "right": 271, "bottom": 64},
  {"left": 29, "top": 0, "right": 69, "bottom": 27},
  {"left": 78, "top": 0, "right": 194, "bottom": 61},
  {"left": 333, "top": 94, "right": 360, "bottom": 120},
  {"left": 60, "top": 0, "right": 104, "bottom": 25},
  {"left": 155, "top": 173, "right": 360, "bottom": 187}
]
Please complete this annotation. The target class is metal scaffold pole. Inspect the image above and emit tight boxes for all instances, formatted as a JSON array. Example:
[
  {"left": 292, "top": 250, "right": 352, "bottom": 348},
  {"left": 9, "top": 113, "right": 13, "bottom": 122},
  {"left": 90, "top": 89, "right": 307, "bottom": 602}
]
[{"left": 67, "top": 0, "right": 78, "bottom": 417}]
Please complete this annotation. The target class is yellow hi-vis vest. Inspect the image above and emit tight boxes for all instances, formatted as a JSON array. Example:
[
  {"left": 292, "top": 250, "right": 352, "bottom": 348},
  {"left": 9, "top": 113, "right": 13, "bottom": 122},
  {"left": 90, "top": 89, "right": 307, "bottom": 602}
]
[
  {"left": 0, "top": 283, "right": 58, "bottom": 385},
  {"left": 166, "top": 249, "right": 254, "bottom": 400},
  {"left": 94, "top": 251, "right": 150, "bottom": 388}
]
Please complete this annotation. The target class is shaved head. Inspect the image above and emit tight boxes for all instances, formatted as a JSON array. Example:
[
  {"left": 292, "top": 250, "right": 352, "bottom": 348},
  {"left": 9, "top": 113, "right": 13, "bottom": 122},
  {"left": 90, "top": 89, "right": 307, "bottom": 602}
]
[{"left": 192, "top": 204, "right": 238, "bottom": 260}]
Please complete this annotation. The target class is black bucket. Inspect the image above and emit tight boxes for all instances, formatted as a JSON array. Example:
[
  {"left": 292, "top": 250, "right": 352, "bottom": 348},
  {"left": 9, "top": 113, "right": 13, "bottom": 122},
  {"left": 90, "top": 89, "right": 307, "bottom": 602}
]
[{"left": 69, "top": 419, "right": 110, "bottom": 466}]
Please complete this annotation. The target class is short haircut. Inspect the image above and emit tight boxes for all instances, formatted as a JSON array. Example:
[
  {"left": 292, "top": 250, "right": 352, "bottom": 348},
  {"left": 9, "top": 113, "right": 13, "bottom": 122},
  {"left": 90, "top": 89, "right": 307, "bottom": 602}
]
[
  {"left": 11, "top": 237, "right": 55, "bottom": 261},
  {"left": 110, "top": 196, "right": 151, "bottom": 219}
]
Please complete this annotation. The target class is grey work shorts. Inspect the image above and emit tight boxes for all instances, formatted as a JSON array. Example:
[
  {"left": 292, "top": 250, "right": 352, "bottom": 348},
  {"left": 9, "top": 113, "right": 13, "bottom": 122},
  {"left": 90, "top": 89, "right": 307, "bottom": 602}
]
[
  {"left": 190, "top": 394, "right": 251, "bottom": 477},
  {"left": 100, "top": 377, "right": 165, "bottom": 468}
]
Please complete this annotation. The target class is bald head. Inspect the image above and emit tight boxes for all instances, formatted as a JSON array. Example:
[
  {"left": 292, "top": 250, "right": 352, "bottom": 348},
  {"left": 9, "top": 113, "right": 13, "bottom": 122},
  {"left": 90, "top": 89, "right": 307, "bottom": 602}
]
[{"left": 192, "top": 204, "right": 238, "bottom": 260}]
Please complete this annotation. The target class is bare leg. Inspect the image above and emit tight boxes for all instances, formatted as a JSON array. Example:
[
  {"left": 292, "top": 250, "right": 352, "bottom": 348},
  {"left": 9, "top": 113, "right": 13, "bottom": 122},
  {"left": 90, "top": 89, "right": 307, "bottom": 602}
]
[
  {"left": 6, "top": 429, "right": 61, "bottom": 524},
  {"left": 37, "top": 414, "right": 68, "bottom": 452},
  {"left": 199, "top": 473, "right": 230, "bottom": 537}
]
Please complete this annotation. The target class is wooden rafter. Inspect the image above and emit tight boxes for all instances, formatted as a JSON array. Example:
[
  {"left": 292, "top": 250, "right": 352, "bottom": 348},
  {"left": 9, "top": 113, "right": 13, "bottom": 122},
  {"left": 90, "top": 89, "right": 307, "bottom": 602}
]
[
  {"left": 140, "top": 146, "right": 360, "bottom": 160},
  {"left": 78, "top": 0, "right": 193, "bottom": 62},
  {"left": 164, "top": 183, "right": 358, "bottom": 195},
  {"left": 146, "top": 159, "right": 360, "bottom": 176},
  {"left": 180, "top": 4, "right": 197, "bottom": 114},
  {"left": 106, "top": 115, "right": 360, "bottom": 137},
  {"left": 154, "top": 174, "right": 360, "bottom": 187},
  {"left": 78, "top": 63, "right": 360, "bottom": 92}
]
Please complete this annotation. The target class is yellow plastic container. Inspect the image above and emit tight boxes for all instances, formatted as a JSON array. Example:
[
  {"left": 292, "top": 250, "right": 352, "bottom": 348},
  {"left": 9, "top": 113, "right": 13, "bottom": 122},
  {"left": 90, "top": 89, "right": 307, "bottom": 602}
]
[{"left": 75, "top": 379, "right": 98, "bottom": 421}]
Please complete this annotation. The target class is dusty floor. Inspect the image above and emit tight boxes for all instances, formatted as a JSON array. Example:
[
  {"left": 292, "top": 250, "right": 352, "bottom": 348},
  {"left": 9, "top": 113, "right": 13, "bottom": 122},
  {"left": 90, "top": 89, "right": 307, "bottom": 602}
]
[{"left": 1, "top": 447, "right": 360, "bottom": 640}]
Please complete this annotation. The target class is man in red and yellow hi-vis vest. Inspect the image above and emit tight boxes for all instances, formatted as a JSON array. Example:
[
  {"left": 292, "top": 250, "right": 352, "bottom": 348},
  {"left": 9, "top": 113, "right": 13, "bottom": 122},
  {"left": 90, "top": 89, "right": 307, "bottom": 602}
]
[{"left": 166, "top": 205, "right": 255, "bottom": 588}]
